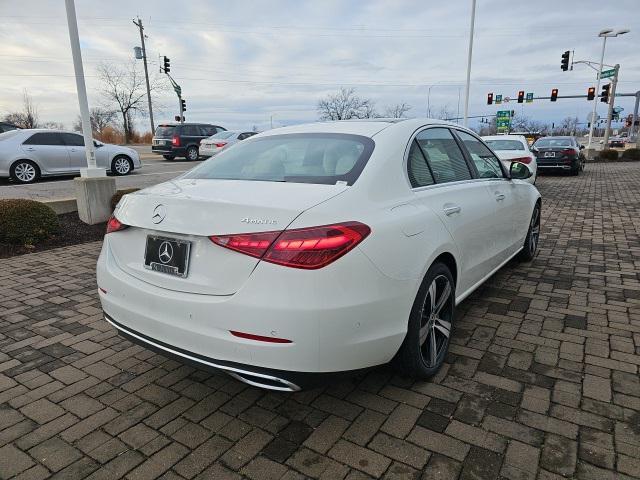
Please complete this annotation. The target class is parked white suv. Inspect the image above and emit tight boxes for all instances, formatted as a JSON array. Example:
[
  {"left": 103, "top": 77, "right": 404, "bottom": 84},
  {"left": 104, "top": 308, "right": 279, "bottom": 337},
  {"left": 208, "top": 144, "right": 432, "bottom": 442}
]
[{"left": 0, "top": 129, "right": 141, "bottom": 183}]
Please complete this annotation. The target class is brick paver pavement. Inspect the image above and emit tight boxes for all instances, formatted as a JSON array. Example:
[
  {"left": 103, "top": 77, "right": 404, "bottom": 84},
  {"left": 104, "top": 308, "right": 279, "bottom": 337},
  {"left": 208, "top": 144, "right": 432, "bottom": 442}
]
[{"left": 1, "top": 162, "right": 640, "bottom": 479}]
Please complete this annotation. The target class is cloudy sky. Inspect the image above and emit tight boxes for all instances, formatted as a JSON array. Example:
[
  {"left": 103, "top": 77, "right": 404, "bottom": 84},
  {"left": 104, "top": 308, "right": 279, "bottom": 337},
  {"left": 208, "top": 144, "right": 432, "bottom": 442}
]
[{"left": 1, "top": 0, "right": 639, "bottom": 132}]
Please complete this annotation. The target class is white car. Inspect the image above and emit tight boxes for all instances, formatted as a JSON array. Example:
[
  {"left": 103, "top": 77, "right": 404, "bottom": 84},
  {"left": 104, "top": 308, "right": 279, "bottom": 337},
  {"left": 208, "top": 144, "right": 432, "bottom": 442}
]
[
  {"left": 482, "top": 135, "right": 537, "bottom": 184},
  {"left": 0, "top": 129, "right": 141, "bottom": 183},
  {"left": 200, "top": 131, "right": 257, "bottom": 157},
  {"left": 98, "top": 119, "right": 540, "bottom": 391}
]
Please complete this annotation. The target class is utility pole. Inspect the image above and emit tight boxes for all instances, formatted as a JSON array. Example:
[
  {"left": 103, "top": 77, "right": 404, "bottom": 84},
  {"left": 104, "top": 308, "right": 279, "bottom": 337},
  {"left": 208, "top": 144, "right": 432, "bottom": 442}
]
[
  {"left": 631, "top": 91, "right": 640, "bottom": 141},
  {"left": 133, "top": 17, "right": 155, "bottom": 134},
  {"left": 602, "top": 64, "right": 619, "bottom": 147}
]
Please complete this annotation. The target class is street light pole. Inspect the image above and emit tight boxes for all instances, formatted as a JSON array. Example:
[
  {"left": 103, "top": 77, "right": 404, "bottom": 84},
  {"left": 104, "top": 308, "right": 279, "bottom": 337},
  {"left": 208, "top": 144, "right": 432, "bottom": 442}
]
[
  {"left": 463, "top": 0, "right": 476, "bottom": 127},
  {"left": 64, "top": 0, "right": 100, "bottom": 176},
  {"left": 587, "top": 33, "right": 608, "bottom": 150},
  {"left": 603, "top": 64, "right": 619, "bottom": 147}
]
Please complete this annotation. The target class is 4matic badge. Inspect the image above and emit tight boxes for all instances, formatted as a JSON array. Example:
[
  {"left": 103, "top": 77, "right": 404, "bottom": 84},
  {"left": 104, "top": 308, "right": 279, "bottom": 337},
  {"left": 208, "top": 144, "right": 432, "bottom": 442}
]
[{"left": 241, "top": 217, "right": 277, "bottom": 225}]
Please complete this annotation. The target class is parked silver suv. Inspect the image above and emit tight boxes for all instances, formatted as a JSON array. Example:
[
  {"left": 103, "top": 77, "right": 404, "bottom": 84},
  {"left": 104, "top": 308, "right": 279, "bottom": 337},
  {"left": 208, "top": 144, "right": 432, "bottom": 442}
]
[{"left": 0, "top": 129, "right": 141, "bottom": 183}]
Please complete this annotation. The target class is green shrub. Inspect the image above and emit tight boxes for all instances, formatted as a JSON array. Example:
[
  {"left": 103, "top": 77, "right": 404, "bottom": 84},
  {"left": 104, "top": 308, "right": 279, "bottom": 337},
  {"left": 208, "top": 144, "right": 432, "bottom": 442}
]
[
  {"left": 0, "top": 199, "right": 60, "bottom": 246},
  {"left": 598, "top": 149, "right": 619, "bottom": 161},
  {"left": 111, "top": 188, "right": 139, "bottom": 211},
  {"left": 621, "top": 148, "right": 640, "bottom": 162}
]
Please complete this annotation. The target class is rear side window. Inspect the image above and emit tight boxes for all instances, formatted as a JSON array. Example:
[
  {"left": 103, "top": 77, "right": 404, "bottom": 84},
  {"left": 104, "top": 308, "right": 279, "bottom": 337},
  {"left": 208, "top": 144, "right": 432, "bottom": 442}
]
[
  {"left": 23, "top": 132, "right": 64, "bottom": 146},
  {"left": 415, "top": 128, "right": 471, "bottom": 183},
  {"left": 62, "top": 133, "right": 84, "bottom": 146},
  {"left": 407, "top": 140, "right": 434, "bottom": 188},
  {"left": 457, "top": 131, "right": 504, "bottom": 179},
  {"left": 182, "top": 125, "right": 200, "bottom": 136},
  {"left": 155, "top": 126, "right": 175, "bottom": 137},
  {"left": 200, "top": 125, "right": 220, "bottom": 136},
  {"left": 184, "top": 133, "right": 374, "bottom": 186}
]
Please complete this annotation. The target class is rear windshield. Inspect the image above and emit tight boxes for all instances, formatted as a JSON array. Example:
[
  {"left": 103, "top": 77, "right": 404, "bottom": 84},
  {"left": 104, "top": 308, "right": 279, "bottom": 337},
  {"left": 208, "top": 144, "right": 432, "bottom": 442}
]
[
  {"left": 534, "top": 138, "right": 572, "bottom": 148},
  {"left": 155, "top": 126, "right": 175, "bottom": 137},
  {"left": 209, "top": 131, "right": 235, "bottom": 140},
  {"left": 183, "top": 133, "right": 375, "bottom": 185},
  {"left": 485, "top": 139, "right": 525, "bottom": 151}
]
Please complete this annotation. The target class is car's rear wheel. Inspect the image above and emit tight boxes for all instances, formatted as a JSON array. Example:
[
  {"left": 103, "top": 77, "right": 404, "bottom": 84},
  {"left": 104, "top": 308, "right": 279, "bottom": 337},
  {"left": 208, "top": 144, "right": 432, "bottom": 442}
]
[
  {"left": 186, "top": 146, "right": 199, "bottom": 161},
  {"left": 395, "top": 262, "right": 455, "bottom": 378},
  {"left": 112, "top": 156, "right": 133, "bottom": 176},
  {"left": 163, "top": 154, "right": 175, "bottom": 160},
  {"left": 10, "top": 160, "right": 40, "bottom": 184},
  {"left": 518, "top": 202, "right": 541, "bottom": 262}
]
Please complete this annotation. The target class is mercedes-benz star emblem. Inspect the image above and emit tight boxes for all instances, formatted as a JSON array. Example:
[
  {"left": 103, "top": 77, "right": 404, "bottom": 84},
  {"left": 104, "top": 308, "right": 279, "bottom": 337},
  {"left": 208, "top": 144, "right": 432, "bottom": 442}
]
[
  {"left": 158, "top": 241, "right": 173, "bottom": 264},
  {"left": 152, "top": 204, "right": 167, "bottom": 224}
]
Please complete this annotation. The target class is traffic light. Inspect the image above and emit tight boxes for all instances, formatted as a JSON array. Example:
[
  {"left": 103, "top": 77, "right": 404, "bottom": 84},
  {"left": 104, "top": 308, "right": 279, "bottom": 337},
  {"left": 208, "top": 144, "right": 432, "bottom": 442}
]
[
  {"left": 517, "top": 91, "right": 525, "bottom": 103},
  {"left": 587, "top": 87, "right": 595, "bottom": 101},
  {"left": 487, "top": 93, "right": 493, "bottom": 105},
  {"left": 181, "top": 99, "right": 187, "bottom": 112},
  {"left": 550, "top": 89, "right": 558, "bottom": 102},
  {"left": 163, "top": 56, "right": 170, "bottom": 73},
  {"left": 560, "top": 50, "right": 570, "bottom": 71},
  {"left": 601, "top": 84, "right": 610, "bottom": 103}
]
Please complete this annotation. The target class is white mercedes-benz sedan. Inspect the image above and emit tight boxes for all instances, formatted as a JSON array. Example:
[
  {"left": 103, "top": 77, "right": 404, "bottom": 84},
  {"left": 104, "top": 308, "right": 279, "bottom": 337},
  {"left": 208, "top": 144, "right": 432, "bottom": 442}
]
[
  {"left": 0, "top": 129, "right": 141, "bottom": 183},
  {"left": 97, "top": 119, "right": 540, "bottom": 391},
  {"left": 482, "top": 135, "right": 537, "bottom": 184}
]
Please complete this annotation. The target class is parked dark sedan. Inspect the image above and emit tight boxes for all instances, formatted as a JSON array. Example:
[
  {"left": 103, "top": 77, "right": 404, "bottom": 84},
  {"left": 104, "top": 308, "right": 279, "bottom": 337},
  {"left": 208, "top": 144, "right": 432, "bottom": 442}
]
[{"left": 531, "top": 136, "right": 585, "bottom": 176}]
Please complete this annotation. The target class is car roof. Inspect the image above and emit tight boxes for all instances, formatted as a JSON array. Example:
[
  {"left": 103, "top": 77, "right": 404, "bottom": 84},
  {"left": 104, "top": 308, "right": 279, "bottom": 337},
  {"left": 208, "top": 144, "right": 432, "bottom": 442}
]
[{"left": 259, "top": 118, "right": 460, "bottom": 138}]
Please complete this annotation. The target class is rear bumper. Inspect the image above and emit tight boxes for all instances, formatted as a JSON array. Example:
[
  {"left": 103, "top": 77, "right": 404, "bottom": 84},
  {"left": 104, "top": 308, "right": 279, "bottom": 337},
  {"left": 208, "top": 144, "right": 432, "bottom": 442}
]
[
  {"left": 151, "top": 145, "right": 185, "bottom": 156},
  {"left": 96, "top": 237, "right": 413, "bottom": 389}
]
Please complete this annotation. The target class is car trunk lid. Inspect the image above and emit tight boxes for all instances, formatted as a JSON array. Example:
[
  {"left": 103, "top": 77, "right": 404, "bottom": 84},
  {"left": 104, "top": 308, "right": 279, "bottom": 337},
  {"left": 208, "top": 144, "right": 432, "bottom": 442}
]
[{"left": 108, "top": 178, "right": 349, "bottom": 295}]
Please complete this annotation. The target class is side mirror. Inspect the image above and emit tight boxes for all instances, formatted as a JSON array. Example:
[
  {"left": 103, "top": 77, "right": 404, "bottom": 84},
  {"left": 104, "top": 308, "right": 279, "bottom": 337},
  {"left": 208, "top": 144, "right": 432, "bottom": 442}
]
[
  {"left": 510, "top": 161, "right": 532, "bottom": 180},
  {"left": 93, "top": 140, "right": 103, "bottom": 148}
]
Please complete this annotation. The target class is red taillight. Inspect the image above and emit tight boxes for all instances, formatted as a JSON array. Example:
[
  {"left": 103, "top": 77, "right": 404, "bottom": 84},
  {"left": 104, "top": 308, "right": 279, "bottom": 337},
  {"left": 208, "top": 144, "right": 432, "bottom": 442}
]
[
  {"left": 214, "top": 142, "right": 227, "bottom": 148},
  {"left": 510, "top": 156, "right": 532, "bottom": 164},
  {"left": 171, "top": 135, "right": 180, "bottom": 147},
  {"left": 561, "top": 148, "right": 576, "bottom": 156},
  {"left": 106, "top": 215, "right": 128, "bottom": 234},
  {"left": 210, "top": 222, "right": 371, "bottom": 269},
  {"left": 230, "top": 331, "right": 292, "bottom": 343}
]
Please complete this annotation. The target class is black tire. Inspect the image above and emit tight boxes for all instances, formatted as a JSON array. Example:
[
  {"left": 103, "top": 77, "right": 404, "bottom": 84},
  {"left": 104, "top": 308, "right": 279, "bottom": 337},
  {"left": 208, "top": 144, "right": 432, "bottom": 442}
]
[
  {"left": 10, "top": 160, "right": 40, "bottom": 184},
  {"left": 185, "top": 146, "right": 199, "bottom": 161},
  {"left": 518, "top": 202, "right": 541, "bottom": 262},
  {"left": 111, "top": 155, "right": 133, "bottom": 176},
  {"left": 163, "top": 154, "right": 176, "bottom": 160},
  {"left": 395, "top": 262, "right": 455, "bottom": 378}
]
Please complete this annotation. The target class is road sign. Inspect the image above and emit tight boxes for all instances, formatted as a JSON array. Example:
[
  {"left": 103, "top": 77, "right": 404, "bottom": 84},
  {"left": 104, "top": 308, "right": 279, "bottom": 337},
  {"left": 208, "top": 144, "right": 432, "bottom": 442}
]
[
  {"left": 601, "top": 68, "right": 615, "bottom": 79},
  {"left": 173, "top": 85, "right": 182, "bottom": 96},
  {"left": 503, "top": 96, "right": 511, "bottom": 103},
  {"left": 526, "top": 92, "right": 534, "bottom": 103},
  {"left": 496, "top": 110, "right": 511, "bottom": 118},
  {"left": 495, "top": 94, "right": 503, "bottom": 104}
]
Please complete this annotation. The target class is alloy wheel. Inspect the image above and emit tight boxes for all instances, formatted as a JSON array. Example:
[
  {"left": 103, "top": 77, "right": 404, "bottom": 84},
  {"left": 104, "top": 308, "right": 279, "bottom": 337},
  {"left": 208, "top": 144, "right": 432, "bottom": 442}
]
[
  {"left": 419, "top": 275, "right": 453, "bottom": 367},
  {"left": 114, "top": 157, "right": 131, "bottom": 175},
  {"left": 529, "top": 206, "right": 540, "bottom": 254},
  {"left": 15, "top": 162, "right": 36, "bottom": 182},
  {"left": 187, "top": 148, "right": 198, "bottom": 160}
]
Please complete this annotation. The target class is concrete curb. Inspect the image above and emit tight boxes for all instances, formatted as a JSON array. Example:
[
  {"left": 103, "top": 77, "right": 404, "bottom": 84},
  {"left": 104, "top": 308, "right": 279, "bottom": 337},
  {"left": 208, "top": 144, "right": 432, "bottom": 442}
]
[{"left": 43, "top": 198, "right": 78, "bottom": 214}]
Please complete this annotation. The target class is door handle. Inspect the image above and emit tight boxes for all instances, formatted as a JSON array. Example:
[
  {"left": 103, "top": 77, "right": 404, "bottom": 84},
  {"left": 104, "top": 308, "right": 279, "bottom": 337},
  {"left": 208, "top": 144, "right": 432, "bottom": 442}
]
[
  {"left": 495, "top": 193, "right": 506, "bottom": 201},
  {"left": 25, "top": 147, "right": 35, "bottom": 151},
  {"left": 443, "top": 205, "right": 461, "bottom": 216}
]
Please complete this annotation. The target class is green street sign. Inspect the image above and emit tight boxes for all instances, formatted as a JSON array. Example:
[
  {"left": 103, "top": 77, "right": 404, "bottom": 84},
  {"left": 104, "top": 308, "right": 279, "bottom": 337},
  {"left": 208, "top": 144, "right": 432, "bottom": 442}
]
[
  {"left": 601, "top": 68, "right": 615, "bottom": 79},
  {"left": 173, "top": 85, "right": 182, "bottom": 96},
  {"left": 495, "top": 94, "right": 503, "bottom": 104},
  {"left": 496, "top": 110, "right": 511, "bottom": 119},
  {"left": 526, "top": 92, "right": 534, "bottom": 103},
  {"left": 496, "top": 119, "right": 511, "bottom": 127}
]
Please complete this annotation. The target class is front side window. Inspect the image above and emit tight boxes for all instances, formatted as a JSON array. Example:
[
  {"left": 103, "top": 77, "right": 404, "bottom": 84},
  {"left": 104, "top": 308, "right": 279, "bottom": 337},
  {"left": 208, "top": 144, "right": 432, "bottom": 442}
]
[
  {"left": 415, "top": 128, "right": 472, "bottom": 184},
  {"left": 200, "top": 125, "right": 219, "bottom": 136},
  {"left": 457, "top": 131, "right": 504, "bottom": 179},
  {"left": 184, "top": 133, "right": 374, "bottom": 186},
  {"left": 23, "top": 132, "right": 64, "bottom": 146},
  {"left": 62, "top": 133, "right": 84, "bottom": 146}
]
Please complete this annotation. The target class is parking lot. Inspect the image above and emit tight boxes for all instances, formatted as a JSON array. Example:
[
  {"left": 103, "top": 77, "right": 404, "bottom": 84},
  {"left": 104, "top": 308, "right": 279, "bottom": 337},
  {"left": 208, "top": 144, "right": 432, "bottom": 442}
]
[
  {"left": 0, "top": 147, "right": 203, "bottom": 201},
  {"left": 1, "top": 162, "right": 639, "bottom": 479}
]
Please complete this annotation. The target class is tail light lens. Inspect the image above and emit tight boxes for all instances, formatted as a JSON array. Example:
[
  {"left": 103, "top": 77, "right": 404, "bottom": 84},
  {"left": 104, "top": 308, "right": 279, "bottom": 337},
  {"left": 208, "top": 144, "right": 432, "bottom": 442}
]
[
  {"left": 210, "top": 222, "right": 371, "bottom": 269},
  {"left": 561, "top": 148, "right": 576, "bottom": 156},
  {"left": 171, "top": 135, "right": 180, "bottom": 147},
  {"left": 106, "top": 215, "right": 128, "bottom": 234},
  {"left": 214, "top": 142, "right": 227, "bottom": 148},
  {"left": 510, "top": 156, "right": 532, "bottom": 164}
]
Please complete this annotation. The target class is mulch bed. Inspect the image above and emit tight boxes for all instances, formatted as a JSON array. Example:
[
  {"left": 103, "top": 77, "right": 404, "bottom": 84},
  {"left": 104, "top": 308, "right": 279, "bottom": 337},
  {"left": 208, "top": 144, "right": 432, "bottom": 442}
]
[{"left": 0, "top": 212, "right": 106, "bottom": 259}]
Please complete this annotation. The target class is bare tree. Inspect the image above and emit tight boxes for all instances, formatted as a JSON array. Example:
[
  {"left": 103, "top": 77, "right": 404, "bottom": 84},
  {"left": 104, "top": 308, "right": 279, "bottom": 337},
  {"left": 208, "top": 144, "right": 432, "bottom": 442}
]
[
  {"left": 41, "top": 121, "right": 65, "bottom": 130},
  {"left": 510, "top": 114, "right": 550, "bottom": 135},
  {"left": 73, "top": 107, "right": 117, "bottom": 135},
  {"left": 554, "top": 116, "right": 580, "bottom": 136},
  {"left": 97, "top": 61, "right": 162, "bottom": 143},
  {"left": 433, "top": 104, "right": 456, "bottom": 121},
  {"left": 384, "top": 103, "right": 412, "bottom": 118},
  {"left": 3, "top": 90, "right": 40, "bottom": 128},
  {"left": 317, "top": 88, "right": 378, "bottom": 120}
]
